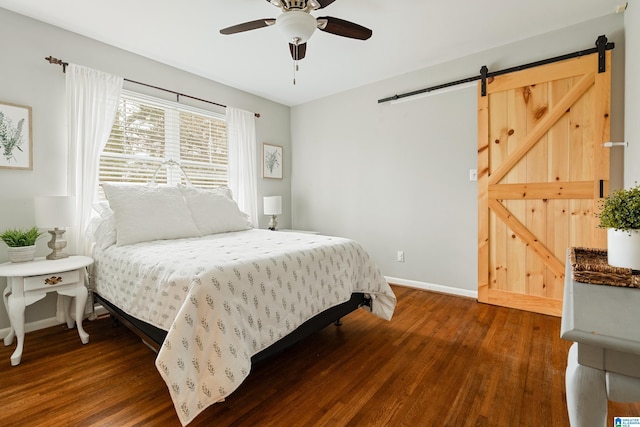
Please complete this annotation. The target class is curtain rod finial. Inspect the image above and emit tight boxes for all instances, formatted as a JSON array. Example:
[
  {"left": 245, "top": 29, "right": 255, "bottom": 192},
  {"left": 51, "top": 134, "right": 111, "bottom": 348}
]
[
  {"left": 45, "top": 55, "right": 68, "bottom": 72},
  {"left": 45, "top": 55, "right": 60, "bottom": 64}
]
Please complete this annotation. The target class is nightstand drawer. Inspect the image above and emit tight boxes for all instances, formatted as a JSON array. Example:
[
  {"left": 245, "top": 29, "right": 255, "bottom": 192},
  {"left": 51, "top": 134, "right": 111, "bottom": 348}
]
[{"left": 24, "top": 270, "right": 80, "bottom": 291}]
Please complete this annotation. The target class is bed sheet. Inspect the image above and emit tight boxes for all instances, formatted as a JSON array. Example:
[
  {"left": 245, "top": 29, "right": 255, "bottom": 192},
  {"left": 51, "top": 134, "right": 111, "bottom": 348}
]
[{"left": 92, "top": 229, "right": 395, "bottom": 425}]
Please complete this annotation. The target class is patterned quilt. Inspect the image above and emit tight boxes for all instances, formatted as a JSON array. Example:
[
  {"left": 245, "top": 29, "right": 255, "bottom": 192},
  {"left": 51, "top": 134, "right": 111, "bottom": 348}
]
[{"left": 93, "top": 229, "right": 396, "bottom": 425}]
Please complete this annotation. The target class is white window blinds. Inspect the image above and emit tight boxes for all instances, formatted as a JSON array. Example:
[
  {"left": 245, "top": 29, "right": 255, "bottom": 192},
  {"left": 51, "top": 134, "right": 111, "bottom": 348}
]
[{"left": 100, "top": 90, "right": 228, "bottom": 190}]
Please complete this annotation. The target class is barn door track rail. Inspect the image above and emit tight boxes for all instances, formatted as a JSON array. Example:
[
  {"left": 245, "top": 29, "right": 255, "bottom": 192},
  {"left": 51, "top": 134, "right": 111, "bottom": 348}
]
[{"left": 378, "top": 35, "right": 614, "bottom": 104}]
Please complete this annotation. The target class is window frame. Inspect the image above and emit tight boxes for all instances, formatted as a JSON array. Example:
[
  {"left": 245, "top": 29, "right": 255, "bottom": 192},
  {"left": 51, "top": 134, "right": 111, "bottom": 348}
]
[{"left": 99, "top": 89, "right": 228, "bottom": 191}]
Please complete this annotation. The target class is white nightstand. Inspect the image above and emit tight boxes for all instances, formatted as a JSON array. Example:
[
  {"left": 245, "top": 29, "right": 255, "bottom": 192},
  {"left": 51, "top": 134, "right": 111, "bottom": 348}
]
[
  {"left": 279, "top": 229, "right": 320, "bottom": 234},
  {"left": 0, "top": 255, "right": 93, "bottom": 366}
]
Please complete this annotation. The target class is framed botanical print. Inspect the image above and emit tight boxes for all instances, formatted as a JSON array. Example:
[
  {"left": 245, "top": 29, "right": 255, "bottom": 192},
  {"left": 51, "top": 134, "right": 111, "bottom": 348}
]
[
  {"left": 0, "top": 101, "right": 32, "bottom": 170},
  {"left": 262, "top": 143, "right": 283, "bottom": 179}
]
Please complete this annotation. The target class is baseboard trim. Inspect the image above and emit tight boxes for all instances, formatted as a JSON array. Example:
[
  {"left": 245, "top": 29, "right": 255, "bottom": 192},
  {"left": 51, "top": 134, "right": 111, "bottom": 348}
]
[
  {"left": 0, "top": 305, "right": 109, "bottom": 338},
  {"left": 385, "top": 276, "right": 478, "bottom": 299},
  {"left": 0, "top": 317, "right": 61, "bottom": 337}
]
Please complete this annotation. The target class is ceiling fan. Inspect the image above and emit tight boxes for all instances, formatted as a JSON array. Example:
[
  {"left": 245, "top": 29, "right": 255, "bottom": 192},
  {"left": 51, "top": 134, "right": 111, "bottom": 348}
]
[{"left": 220, "top": 0, "right": 372, "bottom": 64}]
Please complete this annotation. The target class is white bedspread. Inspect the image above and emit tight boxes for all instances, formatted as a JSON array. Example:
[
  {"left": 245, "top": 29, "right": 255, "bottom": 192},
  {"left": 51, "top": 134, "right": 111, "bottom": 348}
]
[{"left": 93, "top": 229, "right": 395, "bottom": 425}]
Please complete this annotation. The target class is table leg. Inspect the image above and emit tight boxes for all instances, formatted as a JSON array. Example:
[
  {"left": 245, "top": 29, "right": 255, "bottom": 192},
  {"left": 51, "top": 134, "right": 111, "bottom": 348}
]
[
  {"left": 2, "top": 285, "right": 14, "bottom": 346},
  {"left": 75, "top": 283, "right": 89, "bottom": 345},
  {"left": 7, "top": 293, "right": 25, "bottom": 366},
  {"left": 566, "top": 343, "right": 607, "bottom": 427},
  {"left": 62, "top": 295, "right": 75, "bottom": 329}
]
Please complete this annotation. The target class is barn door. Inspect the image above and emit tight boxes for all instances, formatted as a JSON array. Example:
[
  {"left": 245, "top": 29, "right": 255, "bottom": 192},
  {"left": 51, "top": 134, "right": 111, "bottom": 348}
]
[{"left": 477, "top": 51, "right": 611, "bottom": 316}]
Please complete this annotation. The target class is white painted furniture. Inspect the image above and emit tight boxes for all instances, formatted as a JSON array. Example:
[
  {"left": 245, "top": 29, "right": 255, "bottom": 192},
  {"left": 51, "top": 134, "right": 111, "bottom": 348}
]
[
  {"left": 561, "top": 250, "right": 640, "bottom": 426},
  {"left": 279, "top": 229, "right": 319, "bottom": 234},
  {"left": 0, "top": 255, "right": 93, "bottom": 366}
]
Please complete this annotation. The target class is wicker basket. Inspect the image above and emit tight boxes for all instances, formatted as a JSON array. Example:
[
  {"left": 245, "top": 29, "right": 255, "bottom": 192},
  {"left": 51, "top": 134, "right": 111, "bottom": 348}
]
[
  {"left": 569, "top": 247, "right": 640, "bottom": 288},
  {"left": 7, "top": 245, "right": 36, "bottom": 263}
]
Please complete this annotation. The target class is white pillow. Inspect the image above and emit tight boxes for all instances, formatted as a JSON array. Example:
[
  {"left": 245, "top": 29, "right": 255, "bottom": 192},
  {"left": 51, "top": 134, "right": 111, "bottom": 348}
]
[
  {"left": 178, "top": 185, "right": 252, "bottom": 236},
  {"left": 86, "top": 203, "right": 117, "bottom": 250},
  {"left": 178, "top": 184, "right": 234, "bottom": 200},
  {"left": 93, "top": 201, "right": 112, "bottom": 218},
  {"left": 103, "top": 183, "right": 201, "bottom": 245}
]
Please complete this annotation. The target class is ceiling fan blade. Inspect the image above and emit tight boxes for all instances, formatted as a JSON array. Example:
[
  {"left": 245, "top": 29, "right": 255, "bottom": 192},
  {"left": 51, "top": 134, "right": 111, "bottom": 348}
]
[
  {"left": 317, "top": 16, "right": 372, "bottom": 40},
  {"left": 315, "top": 0, "right": 337, "bottom": 8},
  {"left": 220, "top": 19, "right": 275, "bottom": 35},
  {"left": 289, "top": 42, "right": 307, "bottom": 60}
]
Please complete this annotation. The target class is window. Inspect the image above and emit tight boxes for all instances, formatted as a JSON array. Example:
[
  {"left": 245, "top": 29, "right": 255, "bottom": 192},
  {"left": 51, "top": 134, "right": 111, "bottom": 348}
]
[{"left": 100, "top": 90, "right": 227, "bottom": 191}]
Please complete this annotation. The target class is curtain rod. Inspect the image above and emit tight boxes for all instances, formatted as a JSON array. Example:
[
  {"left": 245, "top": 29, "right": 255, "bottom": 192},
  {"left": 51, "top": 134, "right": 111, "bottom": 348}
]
[
  {"left": 378, "top": 35, "right": 615, "bottom": 104},
  {"left": 45, "top": 56, "right": 260, "bottom": 118}
]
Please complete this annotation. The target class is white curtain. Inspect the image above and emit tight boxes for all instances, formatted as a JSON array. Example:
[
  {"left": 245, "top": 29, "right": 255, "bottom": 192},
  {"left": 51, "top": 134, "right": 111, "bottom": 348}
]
[
  {"left": 227, "top": 107, "right": 258, "bottom": 227},
  {"left": 66, "top": 64, "right": 123, "bottom": 255}
]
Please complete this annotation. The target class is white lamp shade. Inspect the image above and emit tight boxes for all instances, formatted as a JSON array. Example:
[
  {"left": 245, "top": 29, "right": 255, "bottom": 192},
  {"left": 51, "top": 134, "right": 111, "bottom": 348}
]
[
  {"left": 34, "top": 196, "right": 76, "bottom": 228},
  {"left": 264, "top": 196, "right": 282, "bottom": 216},
  {"left": 276, "top": 10, "right": 317, "bottom": 43}
]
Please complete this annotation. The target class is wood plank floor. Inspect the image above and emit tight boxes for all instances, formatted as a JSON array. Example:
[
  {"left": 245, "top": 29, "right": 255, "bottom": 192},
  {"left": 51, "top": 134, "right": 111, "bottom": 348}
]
[{"left": 1, "top": 285, "right": 639, "bottom": 426}]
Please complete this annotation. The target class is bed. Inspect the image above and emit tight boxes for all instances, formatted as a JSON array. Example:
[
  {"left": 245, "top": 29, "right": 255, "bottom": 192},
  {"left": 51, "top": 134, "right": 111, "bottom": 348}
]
[{"left": 88, "top": 182, "right": 397, "bottom": 426}]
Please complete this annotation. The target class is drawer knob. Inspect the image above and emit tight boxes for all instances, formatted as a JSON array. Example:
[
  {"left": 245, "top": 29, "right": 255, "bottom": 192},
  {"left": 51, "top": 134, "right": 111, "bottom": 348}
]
[{"left": 44, "top": 276, "right": 63, "bottom": 285}]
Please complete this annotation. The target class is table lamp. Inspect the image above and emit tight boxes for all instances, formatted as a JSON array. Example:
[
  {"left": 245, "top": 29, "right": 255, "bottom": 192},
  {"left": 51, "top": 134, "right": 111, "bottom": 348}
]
[
  {"left": 34, "top": 196, "right": 76, "bottom": 260},
  {"left": 263, "top": 196, "right": 282, "bottom": 231}
]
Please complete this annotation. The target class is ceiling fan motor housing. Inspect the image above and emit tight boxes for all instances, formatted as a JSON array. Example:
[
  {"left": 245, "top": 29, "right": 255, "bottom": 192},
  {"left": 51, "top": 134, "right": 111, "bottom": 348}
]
[{"left": 283, "top": 0, "right": 310, "bottom": 10}]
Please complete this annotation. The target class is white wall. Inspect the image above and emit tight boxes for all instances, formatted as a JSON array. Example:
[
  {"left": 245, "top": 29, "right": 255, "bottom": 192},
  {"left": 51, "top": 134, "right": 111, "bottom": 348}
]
[
  {"left": 291, "top": 14, "right": 626, "bottom": 295},
  {"left": 0, "top": 7, "right": 291, "bottom": 329},
  {"left": 626, "top": 1, "right": 640, "bottom": 186}
]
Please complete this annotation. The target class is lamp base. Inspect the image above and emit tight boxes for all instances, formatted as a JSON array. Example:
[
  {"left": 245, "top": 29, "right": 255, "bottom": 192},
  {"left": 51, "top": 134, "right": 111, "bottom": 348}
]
[
  {"left": 268, "top": 215, "right": 279, "bottom": 231},
  {"left": 46, "top": 228, "right": 69, "bottom": 260}
]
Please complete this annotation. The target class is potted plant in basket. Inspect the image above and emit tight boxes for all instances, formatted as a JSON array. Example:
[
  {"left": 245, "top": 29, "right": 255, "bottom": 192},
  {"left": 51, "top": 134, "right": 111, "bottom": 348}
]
[
  {"left": 0, "top": 226, "right": 44, "bottom": 263},
  {"left": 598, "top": 184, "right": 640, "bottom": 269}
]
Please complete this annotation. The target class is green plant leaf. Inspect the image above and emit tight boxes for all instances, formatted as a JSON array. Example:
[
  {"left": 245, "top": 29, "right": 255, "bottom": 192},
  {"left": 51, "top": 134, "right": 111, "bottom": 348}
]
[
  {"left": 0, "top": 226, "right": 44, "bottom": 247},
  {"left": 597, "top": 183, "right": 640, "bottom": 231}
]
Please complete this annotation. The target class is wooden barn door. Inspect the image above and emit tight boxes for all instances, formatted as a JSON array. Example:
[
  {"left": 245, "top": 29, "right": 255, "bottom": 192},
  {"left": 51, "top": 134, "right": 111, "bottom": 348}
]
[{"left": 478, "top": 52, "right": 611, "bottom": 316}]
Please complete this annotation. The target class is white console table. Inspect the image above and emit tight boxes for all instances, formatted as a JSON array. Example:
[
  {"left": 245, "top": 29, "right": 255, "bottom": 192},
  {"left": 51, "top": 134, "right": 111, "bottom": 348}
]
[{"left": 561, "top": 250, "right": 640, "bottom": 427}]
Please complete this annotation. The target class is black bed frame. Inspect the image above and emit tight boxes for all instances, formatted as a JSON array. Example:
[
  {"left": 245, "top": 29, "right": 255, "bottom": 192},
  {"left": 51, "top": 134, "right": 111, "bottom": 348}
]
[{"left": 94, "top": 292, "right": 370, "bottom": 364}]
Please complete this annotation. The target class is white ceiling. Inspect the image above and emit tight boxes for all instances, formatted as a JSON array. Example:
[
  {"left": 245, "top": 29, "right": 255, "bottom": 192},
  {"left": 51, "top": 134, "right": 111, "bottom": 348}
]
[{"left": 0, "top": 0, "right": 625, "bottom": 106}]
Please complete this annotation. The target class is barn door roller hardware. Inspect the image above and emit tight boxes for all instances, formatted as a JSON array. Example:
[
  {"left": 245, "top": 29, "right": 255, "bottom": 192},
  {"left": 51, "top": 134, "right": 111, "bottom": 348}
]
[
  {"left": 596, "top": 35, "right": 608, "bottom": 73},
  {"left": 479, "top": 35, "right": 613, "bottom": 96},
  {"left": 480, "top": 66, "right": 488, "bottom": 97},
  {"left": 379, "top": 35, "right": 615, "bottom": 103}
]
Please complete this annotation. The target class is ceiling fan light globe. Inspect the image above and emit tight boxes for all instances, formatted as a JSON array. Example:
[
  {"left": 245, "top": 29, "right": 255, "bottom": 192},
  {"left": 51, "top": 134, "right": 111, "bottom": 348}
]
[{"left": 276, "top": 10, "right": 317, "bottom": 44}]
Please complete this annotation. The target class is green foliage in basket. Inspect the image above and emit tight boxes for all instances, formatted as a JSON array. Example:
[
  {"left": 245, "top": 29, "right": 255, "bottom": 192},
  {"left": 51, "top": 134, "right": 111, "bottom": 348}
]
[
  {"left": 598, "top": 184, "right": 640, "bottom": 231},
  {"left": 0, "top": 226, "right": 44, "bottom": 247}
]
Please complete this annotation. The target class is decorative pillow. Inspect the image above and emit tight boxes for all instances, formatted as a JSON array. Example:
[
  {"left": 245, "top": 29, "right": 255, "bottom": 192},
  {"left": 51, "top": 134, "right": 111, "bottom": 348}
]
[
  {"left": 178, "top": 185, "right": 252, "bottom": 236},
  {"left": 102, "top": 183, "right": 201, "bottom": 245},
  {"left": 86, "top": 202, "right": 117, "bottom": 250},
  {"left": 93, "top": 201, "right": 112, "bottom": 218},
  {"left": 178, "top": 184, "right": 234, "bottom": 200}
]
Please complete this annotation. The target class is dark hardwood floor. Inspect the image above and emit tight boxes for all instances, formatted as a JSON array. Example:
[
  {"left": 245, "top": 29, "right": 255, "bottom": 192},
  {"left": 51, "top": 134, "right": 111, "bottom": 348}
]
[{"left": 1, "top": 285, "right": 638, "bottom": 426}]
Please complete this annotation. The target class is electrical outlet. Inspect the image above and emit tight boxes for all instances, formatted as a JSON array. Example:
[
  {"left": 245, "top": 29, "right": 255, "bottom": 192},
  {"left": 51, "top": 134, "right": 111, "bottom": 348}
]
[
  {"left": 397, "top": 251, "right": 405, "bottom": 262},
  {"left": 469, "top": 169, "right": 478, "bottom": 181}
]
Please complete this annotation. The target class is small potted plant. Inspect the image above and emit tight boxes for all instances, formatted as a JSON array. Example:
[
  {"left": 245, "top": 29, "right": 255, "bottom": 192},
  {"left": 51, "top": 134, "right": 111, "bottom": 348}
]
[
  {"left": 0, "top": 226, "right": 44, "bottom": 263},
  {"left": 598, "top": 184, "right": 640, "bottom": 269}
]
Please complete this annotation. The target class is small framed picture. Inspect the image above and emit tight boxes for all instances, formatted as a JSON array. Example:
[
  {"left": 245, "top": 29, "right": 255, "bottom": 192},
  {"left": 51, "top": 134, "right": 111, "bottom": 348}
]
[
  {"left": 262, "top": 143, "right": 283, "bottom": 179},
  {"left": 0, "top": 101, "right": 32, "bottom": 170}
]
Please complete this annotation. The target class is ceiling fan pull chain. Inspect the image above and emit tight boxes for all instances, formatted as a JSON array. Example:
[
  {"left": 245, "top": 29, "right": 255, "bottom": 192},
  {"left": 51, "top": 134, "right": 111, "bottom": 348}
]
[{"left": 293, "top": 59, "right": 297, "bottom": 85}]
